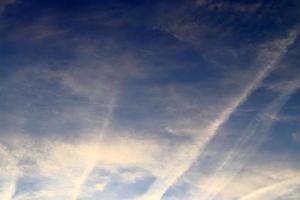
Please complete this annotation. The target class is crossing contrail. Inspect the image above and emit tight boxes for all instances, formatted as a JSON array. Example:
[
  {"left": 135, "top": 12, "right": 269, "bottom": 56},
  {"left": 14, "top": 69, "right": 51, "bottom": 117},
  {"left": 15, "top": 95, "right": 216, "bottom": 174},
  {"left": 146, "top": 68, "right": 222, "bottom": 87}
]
[
  {"left": 202, "top": 78, "right": 300, "bottom": 200},
  {"left": 137, "top": 28, "right": 299, "bottom": 200}
]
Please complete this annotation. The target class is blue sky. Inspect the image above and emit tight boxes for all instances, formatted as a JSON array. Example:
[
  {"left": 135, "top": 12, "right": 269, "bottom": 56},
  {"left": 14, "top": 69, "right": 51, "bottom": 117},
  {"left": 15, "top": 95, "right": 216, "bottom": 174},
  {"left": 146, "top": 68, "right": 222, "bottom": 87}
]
[{"left": 0, "top": 0, "right": 300, "bottom": 200}]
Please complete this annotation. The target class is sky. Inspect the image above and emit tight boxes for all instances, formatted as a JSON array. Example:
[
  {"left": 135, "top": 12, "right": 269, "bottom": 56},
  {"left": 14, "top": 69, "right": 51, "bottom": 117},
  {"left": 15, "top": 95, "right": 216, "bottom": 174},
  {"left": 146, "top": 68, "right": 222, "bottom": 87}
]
[{"left": 0, "top": 0, "right": 300, "bottom": 200}]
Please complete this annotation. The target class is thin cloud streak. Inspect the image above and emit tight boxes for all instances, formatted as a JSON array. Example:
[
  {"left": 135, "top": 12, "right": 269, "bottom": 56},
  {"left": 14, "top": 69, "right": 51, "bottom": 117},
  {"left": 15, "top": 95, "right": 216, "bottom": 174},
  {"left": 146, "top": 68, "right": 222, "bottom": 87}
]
[
  {"left": 72, "top": 98, "right": 117, "bottom": 200},
  {"left": 0, "top": 145, "right": 20, "bottom": 200},
  {"left": 137, "top": 28, "right": 299, "bottom": 200},
  {"left": 192, "top": 164, "right": 300, "bottom": 200},
  {"left": 202, "top": 78, "right": 300, "bottom": 200},
  {"left": 2, "top": 182, "right": 16, "bottom": 200},
  {"left": 239, "top": 177, "right": 300, "bottom": 200},
  {"left": 61, "top": 66, "right": 122, "bottom": 200}
]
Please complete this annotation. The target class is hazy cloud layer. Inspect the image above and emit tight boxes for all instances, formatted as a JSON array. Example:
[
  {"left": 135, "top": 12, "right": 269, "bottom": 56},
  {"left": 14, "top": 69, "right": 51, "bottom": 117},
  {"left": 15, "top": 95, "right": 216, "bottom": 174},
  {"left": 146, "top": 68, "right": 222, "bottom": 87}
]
[{"left": 0, "top": 0, "right": 300, "bottom": 200}]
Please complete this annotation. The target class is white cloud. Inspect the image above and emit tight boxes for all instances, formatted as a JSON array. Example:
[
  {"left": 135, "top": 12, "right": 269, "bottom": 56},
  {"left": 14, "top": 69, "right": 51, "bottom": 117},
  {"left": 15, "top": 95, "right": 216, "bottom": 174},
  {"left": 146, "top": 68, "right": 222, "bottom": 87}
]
[
  {"left": 0, "top": 45, "right": 150, "bottom": 199},
  {"left": 0, "top": 144, "right": 21, "bottom": 200},
  {"left": 0, "top": 132, "right": 168, "bottom": 200},
  {"left": 95, "top": 182, "right": 107, "bottom": 191}
]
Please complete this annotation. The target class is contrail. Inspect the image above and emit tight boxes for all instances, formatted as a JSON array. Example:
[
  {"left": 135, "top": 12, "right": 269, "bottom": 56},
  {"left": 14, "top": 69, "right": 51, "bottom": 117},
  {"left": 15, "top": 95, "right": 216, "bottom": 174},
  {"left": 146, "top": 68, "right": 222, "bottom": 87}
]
[
  {"left": 2, "top": 182, "right": 17, "bottom": 200},
  {"left": 239, "top": 177, "right": 300, "bottom": 200},
  {"left": 137, "top": 28, "right": 299, "bottom": 200},
  {"left": 0, "top": 145, "right": 20, "bottom": 200},
  {"left": 71, "top": 97, "right": 117, "bottom": 200},
  {"left": 202, "top": 78, "right": 300, "bottom": 200}
]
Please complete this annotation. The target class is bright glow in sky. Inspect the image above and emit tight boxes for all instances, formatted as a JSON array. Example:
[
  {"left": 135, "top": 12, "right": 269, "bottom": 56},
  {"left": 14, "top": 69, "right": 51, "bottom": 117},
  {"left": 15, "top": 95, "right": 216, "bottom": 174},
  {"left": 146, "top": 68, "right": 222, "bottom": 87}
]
[{"left": 0, "top": 0, "right": 300, "bottom": 200}]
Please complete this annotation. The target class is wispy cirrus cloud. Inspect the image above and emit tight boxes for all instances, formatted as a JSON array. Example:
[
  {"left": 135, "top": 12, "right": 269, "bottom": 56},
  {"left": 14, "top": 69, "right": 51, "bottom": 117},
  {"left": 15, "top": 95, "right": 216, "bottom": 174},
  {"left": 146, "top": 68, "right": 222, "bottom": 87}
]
[
  {"left": 8, "top": 16, "right": 67, "bottom": 42},
  {"left": 0, "top": 131, "right": 169, "bottom": 200},
  {"left": 1, "top": 1, "right": 300, "bottom": 199},
  {"left": 0, "top": 42, "right": 146, "bottom": 198},
  {"left": 196, "top": 0, "right": 262, "bottom": 13}
]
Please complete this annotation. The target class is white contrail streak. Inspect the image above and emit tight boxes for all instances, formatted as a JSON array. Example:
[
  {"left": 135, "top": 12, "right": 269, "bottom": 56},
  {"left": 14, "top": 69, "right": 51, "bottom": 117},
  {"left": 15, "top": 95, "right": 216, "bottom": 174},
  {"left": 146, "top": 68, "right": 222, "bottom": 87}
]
[
  {"left": 0, "top": 145, "right": 20, "bottom": 200},
  {"left": 239, "top": 177, "right": 300, "bottom": 200},
  {"left": 2, "top": 182, "right": 17, "bottom": 200},
  {"left": 202, "top": 78, "right": 300, "bottom": 200},
  {"left": 137, "top": 28, "right": 299, "bottom": 200},
  {"left": 72, "top": 98, "right": 117, "bottom": 200}
]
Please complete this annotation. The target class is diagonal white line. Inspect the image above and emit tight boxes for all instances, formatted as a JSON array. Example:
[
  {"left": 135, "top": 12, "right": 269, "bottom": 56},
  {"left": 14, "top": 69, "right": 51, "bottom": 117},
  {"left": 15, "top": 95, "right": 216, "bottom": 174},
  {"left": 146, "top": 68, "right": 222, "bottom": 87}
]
[
  {"left": 239, "top": 177, "right": 300, "bottom": 200},
  {"left": 203, "top": 78, "right": 300, "bottom": 200},
  {"left": 72, "top": 97, "right": 117, "bottom": 200},
  {"left": 137, "top": 28, "right": 299, "bottom": 200}
]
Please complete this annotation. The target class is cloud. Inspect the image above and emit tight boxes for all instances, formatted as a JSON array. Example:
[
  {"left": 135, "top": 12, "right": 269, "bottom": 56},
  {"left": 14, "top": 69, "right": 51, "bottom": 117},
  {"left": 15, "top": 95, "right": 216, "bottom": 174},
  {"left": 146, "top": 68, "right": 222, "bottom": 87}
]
[
  {"left": 8, "top": 16, "right": 66, "bottom": 42},
  {"left": 0, "top": 46, "right": 146, "bottom": 199},
  {"left": 95, "top": 182, "right": 108, "bottom": 191},
  {"left": 157, "top": 0, "right": 263, "bottom": 46},
  {"left": 0, "top": 144, "right": 21, "bottom": 200},
  {"left": 196, "top": 164, "right": 300, "bottom": 200},
  {"left": 1, "top": 1, "right": 300, "bottom": 199},
  {"left": 203, "top": 1, "right": 262, "bottom": 13},
  {"left": 194, "top": 77, "right": 300, "bottom": 200},
  {"left": 0, "top": 132, "right": 168, "bottom": 200},
  {"left": 292, "top": 132, "right": 300, "bottom": 143},
  {"left": 136, "top": 28, "right": 299, "bottom": 200},
  {"left": 239, "top": 177, "right": 300, "bottom": 200},
  {"left": 263, "top": 79, "right": 300, "bottom": 93}
]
